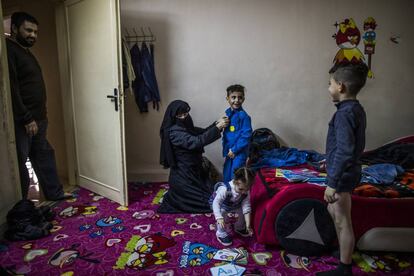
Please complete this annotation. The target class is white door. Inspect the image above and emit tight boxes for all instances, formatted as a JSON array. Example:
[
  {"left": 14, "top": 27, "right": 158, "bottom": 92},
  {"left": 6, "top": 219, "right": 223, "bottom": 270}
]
[{"left": 64, "top": 0, "right": 127, "bottom": 205}]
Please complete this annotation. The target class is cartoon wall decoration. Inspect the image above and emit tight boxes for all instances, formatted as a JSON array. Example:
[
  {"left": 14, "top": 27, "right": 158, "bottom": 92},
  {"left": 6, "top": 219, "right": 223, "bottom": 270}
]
[
  {"left": 332, "top": 17, "right": 377, "bottom": 78},
  {"left": 114, "top": 234, "right": 176, "bottom": 270},
  {"left": 332, "top": 18, "right": 364, "bottom": 66},
  {"left": 362, "top": 17, "right": 377, "bottom": 78},
  {"left": 48, "top": 244, "right": 100, "bottom": 268},
  {"left": 390, "top": 35, "right": 401, "bottom": 44},
  {"left": 179, "top": 241, "right": 218, "bottom": 268}
]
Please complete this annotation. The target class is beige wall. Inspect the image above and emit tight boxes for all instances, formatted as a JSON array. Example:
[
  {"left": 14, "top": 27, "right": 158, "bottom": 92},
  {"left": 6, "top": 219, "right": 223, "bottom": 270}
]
[
  {"left": 121, "top": 0, "right": 414, "bottom": 180},
  {"left": 2, "top": 0, "right": 68, "bottom": 185}
]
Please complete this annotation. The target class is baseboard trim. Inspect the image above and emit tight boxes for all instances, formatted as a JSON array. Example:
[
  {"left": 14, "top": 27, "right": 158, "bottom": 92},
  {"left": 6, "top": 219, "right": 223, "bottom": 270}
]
[{"left": 127, "top": 168, "right": 169, "bottom": 183}]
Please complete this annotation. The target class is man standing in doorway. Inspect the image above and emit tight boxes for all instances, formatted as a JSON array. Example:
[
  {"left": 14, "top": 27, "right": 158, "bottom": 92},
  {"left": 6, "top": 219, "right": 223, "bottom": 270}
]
[{"left": 6, "top": 12, "right": 71, "bottom": 201}]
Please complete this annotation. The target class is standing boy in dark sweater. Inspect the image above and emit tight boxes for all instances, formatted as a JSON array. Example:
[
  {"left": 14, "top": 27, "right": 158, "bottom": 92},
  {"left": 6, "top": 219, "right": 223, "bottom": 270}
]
[
  {"left": 317, "top": 63, "right": 368, "bottom": 276},
  {"left": 6, "top": 12, "right": 71, "bottom": 201}
]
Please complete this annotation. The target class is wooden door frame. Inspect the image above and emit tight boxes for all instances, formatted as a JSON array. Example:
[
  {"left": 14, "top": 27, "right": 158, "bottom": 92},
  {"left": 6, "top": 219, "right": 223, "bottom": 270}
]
[
  {"left": 55, "top": 1, "right": 77, "bottom": 187},
  {"left": 0, "top": 2, "right": 22, "bottom": 231}
]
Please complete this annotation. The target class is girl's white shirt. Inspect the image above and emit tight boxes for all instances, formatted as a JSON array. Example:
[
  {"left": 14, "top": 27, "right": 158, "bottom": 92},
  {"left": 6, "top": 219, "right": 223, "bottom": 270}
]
[{"left": 212, "top": 180, "right": 251, "bottom": 220}]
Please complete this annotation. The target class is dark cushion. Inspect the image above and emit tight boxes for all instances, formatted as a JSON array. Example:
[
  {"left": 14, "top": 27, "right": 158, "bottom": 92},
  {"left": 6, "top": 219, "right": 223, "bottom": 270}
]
[{"left": 276, "top": 199, "right": 336, "bottom": 256}]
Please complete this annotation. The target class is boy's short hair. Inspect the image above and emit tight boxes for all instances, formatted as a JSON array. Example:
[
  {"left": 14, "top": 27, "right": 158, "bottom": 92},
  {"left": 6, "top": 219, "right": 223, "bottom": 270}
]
[
  {"left": 233, "top": 167, "right": 255, "bottom": 187},
  {"left": 329, "top": 63, "right": 369, "bottom": 95},
  {"left": 226, "top": 84, "right": 245, "bottom": 96},
  {"left": 11, "top": 12, "right": 39, "bottom": 32}
]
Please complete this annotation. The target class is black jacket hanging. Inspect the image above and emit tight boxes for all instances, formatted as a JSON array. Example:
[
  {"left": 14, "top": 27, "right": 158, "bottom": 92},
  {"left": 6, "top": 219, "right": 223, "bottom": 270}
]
[
  {"left": 130, "top": 44, "right": 152, "bottom": 112},
  {"left": 141, "top": 42, "right": 161, "bottom": 110}
]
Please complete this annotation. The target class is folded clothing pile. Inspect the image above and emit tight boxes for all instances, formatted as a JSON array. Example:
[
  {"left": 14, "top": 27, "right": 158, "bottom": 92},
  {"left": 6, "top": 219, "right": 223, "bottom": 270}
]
[{"left": 5, "top": 199, "right": 55, "bottom": 241}]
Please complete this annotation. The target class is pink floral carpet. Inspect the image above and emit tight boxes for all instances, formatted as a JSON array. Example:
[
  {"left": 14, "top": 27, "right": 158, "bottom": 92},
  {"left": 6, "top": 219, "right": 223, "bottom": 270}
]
[{"left": 1, "top": 182, "right": 413, "bottom": 275}]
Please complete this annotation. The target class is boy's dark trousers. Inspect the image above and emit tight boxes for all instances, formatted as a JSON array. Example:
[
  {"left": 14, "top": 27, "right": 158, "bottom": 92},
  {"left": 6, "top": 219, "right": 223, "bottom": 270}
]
[{"left": 14, "top": 119, "right": 64, "bottom": 200}]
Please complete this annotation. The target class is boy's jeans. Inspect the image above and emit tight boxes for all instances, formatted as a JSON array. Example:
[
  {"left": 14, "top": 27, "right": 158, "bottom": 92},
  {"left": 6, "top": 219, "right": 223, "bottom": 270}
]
[{"left": 216, "top": 207, "right": 245, "bottom": 238}]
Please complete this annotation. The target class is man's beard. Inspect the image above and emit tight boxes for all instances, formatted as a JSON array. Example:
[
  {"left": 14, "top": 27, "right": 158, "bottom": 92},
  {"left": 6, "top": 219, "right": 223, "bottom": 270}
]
[{"left": 16, "top": 34, "right": 35, "bottom": 48}]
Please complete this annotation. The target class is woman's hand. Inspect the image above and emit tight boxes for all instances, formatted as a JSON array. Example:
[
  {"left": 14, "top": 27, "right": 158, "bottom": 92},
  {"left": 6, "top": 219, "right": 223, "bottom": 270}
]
[{"left": 215, "top": 116, "right": 229, "bottom": 130}]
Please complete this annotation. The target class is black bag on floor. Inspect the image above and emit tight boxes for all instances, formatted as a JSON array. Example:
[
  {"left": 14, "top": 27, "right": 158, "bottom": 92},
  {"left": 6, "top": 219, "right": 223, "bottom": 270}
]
[
  {"left": 4, "top": 199, "right": 54, "bottom": 241},
  {"left": 248, "top": 128, "right": 280, "bottom": 163}
]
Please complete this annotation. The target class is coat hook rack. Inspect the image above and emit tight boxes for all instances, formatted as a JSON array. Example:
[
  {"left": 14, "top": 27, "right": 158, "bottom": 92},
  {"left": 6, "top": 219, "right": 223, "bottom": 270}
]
[{"left": 124, "top": 26, "right": 156, "bottom": 44}]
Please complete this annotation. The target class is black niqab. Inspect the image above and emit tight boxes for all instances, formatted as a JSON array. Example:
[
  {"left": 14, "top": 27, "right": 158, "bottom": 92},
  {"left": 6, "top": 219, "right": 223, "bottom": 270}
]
[{"left": 160, "top": 100, "right": 194, "bottom": 168}]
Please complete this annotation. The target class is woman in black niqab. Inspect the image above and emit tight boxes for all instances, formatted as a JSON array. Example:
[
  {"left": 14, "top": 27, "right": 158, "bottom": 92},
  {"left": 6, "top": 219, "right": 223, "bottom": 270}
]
[{"left": 158, "top": 100, "right": 224, "bottom": 213}]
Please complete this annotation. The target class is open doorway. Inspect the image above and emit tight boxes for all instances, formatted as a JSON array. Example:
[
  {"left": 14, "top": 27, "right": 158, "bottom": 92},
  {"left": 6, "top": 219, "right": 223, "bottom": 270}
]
[
  {"left": 3, "top": 0, "right": 166, "bottom": 207},
  {"left": 3, "top": 0, "right": 129, "bottom": 206},
  {"left": 3, "top": 12, "right": 42, "bottom": 204}
]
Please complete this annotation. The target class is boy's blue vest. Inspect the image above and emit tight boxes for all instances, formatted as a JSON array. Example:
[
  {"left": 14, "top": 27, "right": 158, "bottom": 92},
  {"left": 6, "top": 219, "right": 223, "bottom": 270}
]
[{"left": 209, "top": 182, "right": 247, "bottom": 212}]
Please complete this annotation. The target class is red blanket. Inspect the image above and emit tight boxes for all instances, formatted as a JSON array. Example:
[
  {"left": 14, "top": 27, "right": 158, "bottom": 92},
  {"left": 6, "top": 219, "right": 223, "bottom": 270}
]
[{"left": 251, "top": 166, "right": 414, "bottom": 246}]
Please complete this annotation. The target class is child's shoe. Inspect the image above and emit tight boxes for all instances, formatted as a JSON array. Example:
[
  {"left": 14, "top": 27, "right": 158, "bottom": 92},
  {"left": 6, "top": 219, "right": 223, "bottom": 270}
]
[
  {"left": 235, "top": 228, "right": 251, "bottom": 237},
  {"left": 217, "top": 235, "right": 232, "bottom": 246}
]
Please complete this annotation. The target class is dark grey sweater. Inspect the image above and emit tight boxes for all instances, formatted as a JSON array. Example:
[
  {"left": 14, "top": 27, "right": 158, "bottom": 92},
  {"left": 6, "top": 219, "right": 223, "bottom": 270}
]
[
  {"left": 325, "top": 99, "right": 366, "bottom": 192},
  {"left": 6, "top": 38, "right": 47, "bottom": 124}
]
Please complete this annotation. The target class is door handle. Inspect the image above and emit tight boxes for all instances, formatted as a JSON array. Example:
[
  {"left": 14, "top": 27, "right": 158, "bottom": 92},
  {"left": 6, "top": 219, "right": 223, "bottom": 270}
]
[{"left": 107, "top": 88, "right": 119, "bottom": 111}]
